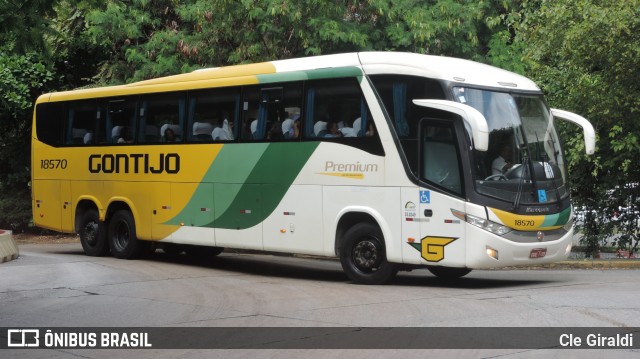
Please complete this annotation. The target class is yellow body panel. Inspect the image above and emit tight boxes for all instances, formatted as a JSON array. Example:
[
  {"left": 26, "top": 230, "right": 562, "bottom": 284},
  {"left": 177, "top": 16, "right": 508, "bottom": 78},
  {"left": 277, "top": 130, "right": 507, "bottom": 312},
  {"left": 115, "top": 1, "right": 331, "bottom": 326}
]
[
  {"left": 489, "top": 207, "right": 562, "bottom": 231},
  {"left": 32, "top": 141, "right": 223, "bottom": 239}
]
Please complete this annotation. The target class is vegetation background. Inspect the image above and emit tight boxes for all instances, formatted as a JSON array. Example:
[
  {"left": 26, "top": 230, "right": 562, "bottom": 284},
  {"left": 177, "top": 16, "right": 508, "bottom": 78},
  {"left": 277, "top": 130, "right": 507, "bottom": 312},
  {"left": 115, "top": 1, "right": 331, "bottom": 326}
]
[{"left": 1, "top": 0, "right": 638, "bottom": 256}]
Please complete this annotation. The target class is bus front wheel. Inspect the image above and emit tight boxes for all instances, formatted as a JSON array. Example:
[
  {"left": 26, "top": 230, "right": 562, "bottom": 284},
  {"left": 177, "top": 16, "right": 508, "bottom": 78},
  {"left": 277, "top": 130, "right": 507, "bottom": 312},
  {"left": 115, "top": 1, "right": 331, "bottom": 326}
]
[
  {"left": 78, "top": 209, "right": 109, "bottom": 256},
  {"left": 427, "top": 266, "right": 472, "bottom": 279},
  {"left": 108, "top": 210, "right": 144, "bottom": 259},
  {"left": 340, "top": 222, "right": 398, "bottom": 285}
]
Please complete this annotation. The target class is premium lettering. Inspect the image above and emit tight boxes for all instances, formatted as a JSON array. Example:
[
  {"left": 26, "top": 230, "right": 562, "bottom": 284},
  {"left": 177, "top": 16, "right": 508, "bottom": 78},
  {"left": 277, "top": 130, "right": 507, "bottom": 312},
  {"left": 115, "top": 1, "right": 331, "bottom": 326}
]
[
  {"left": 324, "top": 161, "right": 378, "bottom": 173},
  {"left": 89, "top": 153, "right": 180, "bottom": 174}
]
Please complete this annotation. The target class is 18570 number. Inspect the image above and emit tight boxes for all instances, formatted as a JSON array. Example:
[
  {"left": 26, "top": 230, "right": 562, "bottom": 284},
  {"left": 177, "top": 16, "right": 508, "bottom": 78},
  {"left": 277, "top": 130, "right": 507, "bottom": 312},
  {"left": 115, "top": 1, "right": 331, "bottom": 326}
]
[
  {"left": 40, "top": 159, "right": 68, "bottom": 169},
  {"left": 514, "top": 219, "right": 535, "bottom": 227}
]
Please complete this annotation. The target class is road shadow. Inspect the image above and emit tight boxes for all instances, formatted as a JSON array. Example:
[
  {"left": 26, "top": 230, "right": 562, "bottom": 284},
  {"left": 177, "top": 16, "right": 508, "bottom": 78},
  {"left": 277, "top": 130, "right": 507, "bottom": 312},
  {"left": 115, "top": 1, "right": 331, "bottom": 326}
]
[
  {"left": 52, "top": 246, "right": 558, "bottom": 289},
  {"left": 152, "top": 250, "right": 560, "bottom": 289}
]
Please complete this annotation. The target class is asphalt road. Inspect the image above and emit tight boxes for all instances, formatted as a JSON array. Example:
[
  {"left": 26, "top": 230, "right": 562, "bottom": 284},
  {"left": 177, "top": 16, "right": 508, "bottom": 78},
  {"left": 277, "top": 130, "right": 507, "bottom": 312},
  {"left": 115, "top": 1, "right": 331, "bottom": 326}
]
[{"left": 2, "top": 243, "right": 639, "bottom": 358}]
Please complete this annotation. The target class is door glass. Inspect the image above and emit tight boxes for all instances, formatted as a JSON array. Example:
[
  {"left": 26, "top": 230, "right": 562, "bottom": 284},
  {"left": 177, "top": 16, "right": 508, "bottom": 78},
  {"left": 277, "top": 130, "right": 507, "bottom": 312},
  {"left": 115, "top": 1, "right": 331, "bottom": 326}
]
[{"left": 421, "top": 121, "right": 463, "bottom": 196}]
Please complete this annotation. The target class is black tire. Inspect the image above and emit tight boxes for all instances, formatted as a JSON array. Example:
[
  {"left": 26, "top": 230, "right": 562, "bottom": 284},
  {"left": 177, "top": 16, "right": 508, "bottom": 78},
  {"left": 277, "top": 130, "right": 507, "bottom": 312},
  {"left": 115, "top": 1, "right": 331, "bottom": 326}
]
[
  {"left": 78, "top": 209, "right": 109, "bottom": 256},
  {"left": 107, "top": 210, "right": 144, "bottom": 259},
  {"left": 184, "top": 245, "right": 224, "bottom": 258},
  {"left": 339, "top": 222, "right": 398, "bottom": 284},
  {"left": 427, "top": 266, "right": 472, "bottom": 279}
]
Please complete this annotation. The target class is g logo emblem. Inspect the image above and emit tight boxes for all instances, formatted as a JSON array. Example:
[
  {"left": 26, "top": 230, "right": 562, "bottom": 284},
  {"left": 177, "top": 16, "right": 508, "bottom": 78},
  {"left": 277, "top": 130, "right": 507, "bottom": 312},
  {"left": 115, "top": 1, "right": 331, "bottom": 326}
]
[{"left": 409, "top": 236, "right": 457, "bottom": 262}]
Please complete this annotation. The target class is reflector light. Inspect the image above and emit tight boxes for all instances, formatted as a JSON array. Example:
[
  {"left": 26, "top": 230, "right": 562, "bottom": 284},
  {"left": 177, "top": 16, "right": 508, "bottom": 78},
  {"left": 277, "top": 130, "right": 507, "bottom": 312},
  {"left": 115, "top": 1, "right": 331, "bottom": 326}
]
[{"left": 486, "top": 246, "right": 499, "bottom": 260}]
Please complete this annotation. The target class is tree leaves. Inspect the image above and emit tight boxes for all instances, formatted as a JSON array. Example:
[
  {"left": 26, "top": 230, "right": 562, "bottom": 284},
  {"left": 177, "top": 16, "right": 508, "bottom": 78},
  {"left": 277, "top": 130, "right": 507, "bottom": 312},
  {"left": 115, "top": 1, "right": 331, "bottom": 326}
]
[{"left": 522, "top": 0, "right": 640, "bottom": 255}]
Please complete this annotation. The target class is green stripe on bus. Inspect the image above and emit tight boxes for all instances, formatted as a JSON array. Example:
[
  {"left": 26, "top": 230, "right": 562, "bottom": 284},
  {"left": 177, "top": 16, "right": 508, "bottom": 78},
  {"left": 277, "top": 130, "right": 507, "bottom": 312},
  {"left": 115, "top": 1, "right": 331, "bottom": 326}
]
[
  {"left": 256, "top": 67, "right": 363, "bottom": 84},
  {"left": 541, "top": 207, "right": 572, "bottom": 227},
  {"left": 166, "top": 142, "right": 319, "bottom": 229},
  {"left": 165, "top": 143, "right": 269, "bottom": 227},
  {"left": 212, "top": 142, "right": 319, "bottom": 229}
]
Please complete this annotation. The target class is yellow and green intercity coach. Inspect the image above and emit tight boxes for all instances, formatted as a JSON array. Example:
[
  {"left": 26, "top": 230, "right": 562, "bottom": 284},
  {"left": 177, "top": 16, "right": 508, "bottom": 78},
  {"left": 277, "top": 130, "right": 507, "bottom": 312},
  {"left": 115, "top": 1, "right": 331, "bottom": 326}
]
[{"left": 32, "top": 52, "right": 596, "bottom": 284}]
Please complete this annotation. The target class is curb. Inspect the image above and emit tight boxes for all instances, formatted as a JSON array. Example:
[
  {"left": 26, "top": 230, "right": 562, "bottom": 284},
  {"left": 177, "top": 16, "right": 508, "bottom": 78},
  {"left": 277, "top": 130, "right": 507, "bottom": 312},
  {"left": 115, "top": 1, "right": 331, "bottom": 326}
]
[
  {"left": 551, "top": 259, "right": 640, "bottom": 269},
  {"left": 0, "top": 229, "right": 19, "bottom": 263},
  {"left": 498, "top": 259, "right": 640, "bottom": 270}
]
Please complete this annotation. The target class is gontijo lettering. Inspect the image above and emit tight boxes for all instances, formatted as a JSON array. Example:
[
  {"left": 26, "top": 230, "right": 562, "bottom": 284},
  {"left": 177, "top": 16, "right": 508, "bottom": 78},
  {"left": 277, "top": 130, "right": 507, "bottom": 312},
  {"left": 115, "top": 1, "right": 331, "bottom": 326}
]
[{"left": 89, "top": 153, "right": 180, "bottom": 174}]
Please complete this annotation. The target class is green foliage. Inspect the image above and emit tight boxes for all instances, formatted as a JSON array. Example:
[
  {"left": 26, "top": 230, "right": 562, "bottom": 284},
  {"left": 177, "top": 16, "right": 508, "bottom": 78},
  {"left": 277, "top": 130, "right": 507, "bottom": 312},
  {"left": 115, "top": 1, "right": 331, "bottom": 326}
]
[
  {"left": 521, "top": 0, "right": 640, "bottom": 256},
  {"left": 0, "top": 0, "right": 58, "bottom": 55},
  {"left": 0, "top": 51, "right": 55, "bottom": 230},
  {"left": 85, "top": 0, "right": 514, "bottom": 83}
]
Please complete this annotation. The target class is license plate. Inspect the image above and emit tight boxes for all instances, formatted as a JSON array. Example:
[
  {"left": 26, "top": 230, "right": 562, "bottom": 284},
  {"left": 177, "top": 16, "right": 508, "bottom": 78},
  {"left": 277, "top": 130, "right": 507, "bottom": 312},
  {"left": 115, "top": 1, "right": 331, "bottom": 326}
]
[{"left": 530, "top": 248, "right": 547, "bottom": 259}]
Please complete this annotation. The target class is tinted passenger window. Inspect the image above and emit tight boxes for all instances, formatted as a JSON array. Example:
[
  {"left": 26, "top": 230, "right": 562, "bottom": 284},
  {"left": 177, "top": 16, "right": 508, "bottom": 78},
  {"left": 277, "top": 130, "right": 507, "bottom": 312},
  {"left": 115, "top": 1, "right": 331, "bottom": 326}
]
[
  {"left": 35, "top": 102, "right": 65, "bottom": 147},
  {"left": 303, "top": 78, "right": 374, "bottom": 139},
  {"left": 189, "top": 88, "right": 240, "bottom": 142},
  {"left": 107, "top": 98, "right": 137, "bottom": 144},
  {"left": 65, "top": 100, "right": 97, "bottom": 145},
  {"left": 140, "top": 93, "right": 185, "bottom": 143},
  {"left": 370, "top": 75, "right": 445, "bottom": 138},
  {"left": 241, "top": 83, "right": 302, "bottom": 141}
]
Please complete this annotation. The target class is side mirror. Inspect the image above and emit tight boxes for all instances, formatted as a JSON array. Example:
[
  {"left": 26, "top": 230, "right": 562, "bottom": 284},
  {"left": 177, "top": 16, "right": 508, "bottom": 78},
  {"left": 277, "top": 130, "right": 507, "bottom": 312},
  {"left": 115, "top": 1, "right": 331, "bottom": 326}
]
[{"left": 550, "top": 109, "right": 596, "bottom": 155}]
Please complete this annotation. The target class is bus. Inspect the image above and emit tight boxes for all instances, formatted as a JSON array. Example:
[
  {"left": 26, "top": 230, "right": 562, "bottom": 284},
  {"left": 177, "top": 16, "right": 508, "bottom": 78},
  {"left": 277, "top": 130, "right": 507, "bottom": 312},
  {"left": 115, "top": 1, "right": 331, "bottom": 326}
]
[{"left": 32, "top": 52, "right": 596, "bottom": 284}]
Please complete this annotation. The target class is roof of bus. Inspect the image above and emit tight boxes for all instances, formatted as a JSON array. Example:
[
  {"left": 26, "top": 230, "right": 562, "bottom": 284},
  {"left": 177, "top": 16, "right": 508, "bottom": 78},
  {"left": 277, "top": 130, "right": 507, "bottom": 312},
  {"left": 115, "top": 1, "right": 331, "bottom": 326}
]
[{"left": 38, "top": 52, "right": 540, "bottom": 103}]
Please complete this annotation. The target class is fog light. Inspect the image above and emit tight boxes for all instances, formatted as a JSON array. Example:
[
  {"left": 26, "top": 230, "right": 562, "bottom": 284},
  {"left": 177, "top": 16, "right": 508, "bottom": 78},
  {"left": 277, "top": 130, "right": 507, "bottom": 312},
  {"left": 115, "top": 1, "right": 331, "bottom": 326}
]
[
  {"left": 486, "top": 246, "right": 499, "bottom": 260},
  {"left": 565, "top": 243, "right": 572, "bottom": 255}
]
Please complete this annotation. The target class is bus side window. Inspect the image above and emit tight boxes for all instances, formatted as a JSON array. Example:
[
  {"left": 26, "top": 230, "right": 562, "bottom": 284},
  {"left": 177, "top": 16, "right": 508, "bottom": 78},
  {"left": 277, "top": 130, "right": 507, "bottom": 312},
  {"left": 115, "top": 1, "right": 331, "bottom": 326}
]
[
  {"left": 107, "top": 98, "right": 138, "bottom": 144},
  {"left": 422, "top": 123, "right": 463, "bottom": 196},
  {"left": 240, "top": 83, "right": 302, "bottom": 142},
  {"left": 65, "top": 100, "right": 98, "bottom": 145},
  {"left": 369, "top": 75, "right": 446, "bottom": 139},
  {"left": 35, "top": 102, "right": 65, "bottom": 147},
  {"left": 303, "top": 78, "right": 374, "bottom": 140},
  {"left": 139, "top": 93, "right": 185, "bottom": 144},
  {"left": 190, "top": 87, "right": 240, "bottom": 143}
]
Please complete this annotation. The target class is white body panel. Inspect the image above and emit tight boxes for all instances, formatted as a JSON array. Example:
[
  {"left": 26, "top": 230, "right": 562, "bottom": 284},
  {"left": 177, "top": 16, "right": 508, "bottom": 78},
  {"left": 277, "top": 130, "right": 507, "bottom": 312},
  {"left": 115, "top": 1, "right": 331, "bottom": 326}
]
[
  {"left": 466, "top": 225, "right": 572, "bottom": 268},
  {"left": 117, "top": 52, "right": 580, "bottom": 271}
]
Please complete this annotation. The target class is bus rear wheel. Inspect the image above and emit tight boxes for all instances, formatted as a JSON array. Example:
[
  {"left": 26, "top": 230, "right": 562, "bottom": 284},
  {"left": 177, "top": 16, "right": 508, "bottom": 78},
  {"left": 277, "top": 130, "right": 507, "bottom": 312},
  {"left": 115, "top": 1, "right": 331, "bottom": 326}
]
[
  {"left": 427, "top": 266, "right": 472, "bottom": 279},
  {"left": 340, "top": 222, "right": 397, "bottom": 285},
  {"left": 108, "top": 210, "right": 144, "bottom": 259},
  {"left": 78, "top": 209, "right": 109, "bottom": 256}
]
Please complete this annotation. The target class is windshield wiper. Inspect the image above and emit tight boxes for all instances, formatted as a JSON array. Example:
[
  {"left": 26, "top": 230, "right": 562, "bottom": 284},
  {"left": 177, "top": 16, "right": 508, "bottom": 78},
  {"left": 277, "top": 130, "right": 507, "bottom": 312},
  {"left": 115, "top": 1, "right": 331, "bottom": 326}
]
[
  {"left": 513, "top": 126, "right": 538, "bottom": 210},
  {"left": 544, "top": 132, "right": 563, "bottom": 208}
]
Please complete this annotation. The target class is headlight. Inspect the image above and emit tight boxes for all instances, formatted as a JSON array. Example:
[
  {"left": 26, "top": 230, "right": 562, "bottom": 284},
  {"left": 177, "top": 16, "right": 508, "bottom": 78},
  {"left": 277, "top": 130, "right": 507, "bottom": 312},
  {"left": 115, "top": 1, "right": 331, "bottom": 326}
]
[{"left": 466, "top": 213, "right": 512, "bottom": 236}]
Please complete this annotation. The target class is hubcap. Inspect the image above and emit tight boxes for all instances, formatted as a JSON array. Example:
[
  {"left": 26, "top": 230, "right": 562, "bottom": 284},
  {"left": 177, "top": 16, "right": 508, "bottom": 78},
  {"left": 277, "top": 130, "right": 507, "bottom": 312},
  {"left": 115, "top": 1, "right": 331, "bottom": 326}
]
[{"left": 353, "top": 238, "right": 382, "bottom": 271}]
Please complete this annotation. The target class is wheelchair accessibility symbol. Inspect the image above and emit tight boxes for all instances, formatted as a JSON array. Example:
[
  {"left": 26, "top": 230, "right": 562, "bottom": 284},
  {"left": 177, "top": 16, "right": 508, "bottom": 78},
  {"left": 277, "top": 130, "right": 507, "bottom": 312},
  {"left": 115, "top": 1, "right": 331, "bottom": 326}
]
[{"left": 420, "top": 190, "right": 430, "bottom": 204}]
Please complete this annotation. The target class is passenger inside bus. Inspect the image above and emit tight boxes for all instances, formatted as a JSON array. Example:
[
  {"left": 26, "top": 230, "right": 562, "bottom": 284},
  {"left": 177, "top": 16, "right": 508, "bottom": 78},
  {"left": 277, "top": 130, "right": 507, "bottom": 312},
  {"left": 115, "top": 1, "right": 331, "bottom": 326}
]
[
  {"left": 164, "top": 128, "right": 177, "bottom": 143},
  {"left": 282, "top": 113, "right": 301, "bottom": 139},
  {"left": 313, "top": 121, "right": 327, "bottom": 137},
  {"left": 492, "top": 144, "right": 515, "bottom": 175},
  {"left": 324, "top": 121, "right": 343, "bottom": 138},
  {"left": 339, "top": 116, "right": 357, "bottom": 137},
  {"left": 160, "top": 123, "right": 182, "bottom": 143},
  {"left": 117, "top": 127, "right": 134, "bottom": 144},
  {"left": 211, "top": 118, "right": 234, "bottom": 141},
  {"left": 267, "top": 121, "right": 283, "bottom": 139}
]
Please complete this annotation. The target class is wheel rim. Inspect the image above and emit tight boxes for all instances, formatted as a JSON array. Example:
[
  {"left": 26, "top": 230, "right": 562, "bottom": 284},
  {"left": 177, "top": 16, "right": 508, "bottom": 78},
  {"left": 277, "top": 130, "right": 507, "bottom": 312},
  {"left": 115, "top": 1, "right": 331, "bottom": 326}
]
[
  {"left": 83, "top": 221, "right": 98, "bottom": 246},
  {"left": 113, "top": 220, "right": 130, "bottom": 251},
  {"left": 352, "top": 237, "right": 383, "bottom": 272}
]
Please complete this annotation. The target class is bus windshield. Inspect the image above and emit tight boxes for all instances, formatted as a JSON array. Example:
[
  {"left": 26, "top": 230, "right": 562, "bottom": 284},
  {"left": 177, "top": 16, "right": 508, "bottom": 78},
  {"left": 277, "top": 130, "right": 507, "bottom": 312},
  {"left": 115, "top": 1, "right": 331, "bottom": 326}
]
[{"left": 453, "top": 87, "right": 568, "bottom": 206}]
